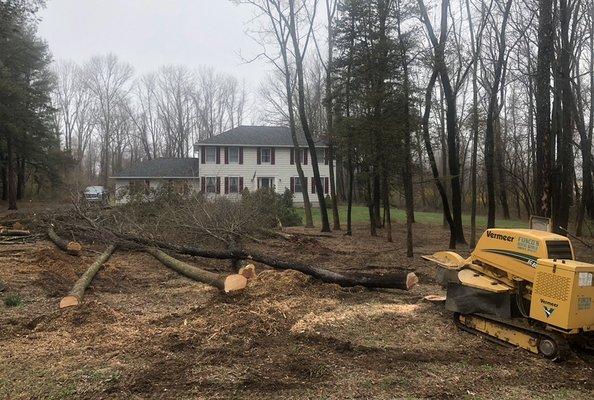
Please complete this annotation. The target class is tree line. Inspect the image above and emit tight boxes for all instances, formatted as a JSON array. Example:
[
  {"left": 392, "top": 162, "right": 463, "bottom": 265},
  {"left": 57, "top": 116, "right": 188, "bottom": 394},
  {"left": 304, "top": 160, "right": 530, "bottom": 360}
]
[
  {"left": 53, "top": 57, "right": 249, "bottom": 188},
  {"left": 237, "top": 0, "right": 594, "bottom": 252}
]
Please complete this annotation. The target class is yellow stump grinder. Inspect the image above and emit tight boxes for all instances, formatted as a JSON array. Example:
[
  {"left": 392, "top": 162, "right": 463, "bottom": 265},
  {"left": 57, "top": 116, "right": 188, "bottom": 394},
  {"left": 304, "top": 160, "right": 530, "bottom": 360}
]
[{"left": 423, "top": 227, "right": 594, "bottom": 360}]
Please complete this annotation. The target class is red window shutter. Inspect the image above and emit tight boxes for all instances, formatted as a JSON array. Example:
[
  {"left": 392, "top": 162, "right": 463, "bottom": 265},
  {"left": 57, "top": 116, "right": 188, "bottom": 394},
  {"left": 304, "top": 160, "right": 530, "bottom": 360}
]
[
  {"left": 325, "top": 177, "right": 329, "bottom": 194},
  {"left": 290, "top": 148, "right": 294, "bottom": 165},
  {"left": 224, "top": 147, "right": 229, "bottom": 164},
  {"left": 325, "top": 148, "right": 329, "bottom": 165},
  {"left": 224, "top": 177, "right": 229, "bottom": 194},
  {"left": 216, "top": 147, "right": 221, "bottom": 164},
  {"left": 271, "top": 148, "right": 275, "bottom": 165},
  {"left": 239, "top": 177, "right": 244, "bottom": 191},
  {"left": 200, "top": 177, "right": 205, "bottom": 192},
  {"left": 303, "top": 149, "right": 308, "bottom": 165},
  {"left": 201, "top": 147, "right": 205, "bottom": 164},
  {"left": 257, "top": 147, "right": 261, "bottom": 164},
  {"left": 216, "top": 177, "right": 221, "bottom": 194},
  {"left": 290, "top": 177, "right": 294, "bottom": 193},
  {"left": 239, "top": 147, "right": 243, "bottom": 164}
]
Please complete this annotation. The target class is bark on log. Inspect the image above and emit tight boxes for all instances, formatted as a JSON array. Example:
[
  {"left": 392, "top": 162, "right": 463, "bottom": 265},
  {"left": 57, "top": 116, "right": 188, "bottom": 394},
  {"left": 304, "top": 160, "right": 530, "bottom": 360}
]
[
  {"left": 48, "top": 225, "right": 82, "bottom": 255},
  {"left": 0, "top": 229, "right": 31, "bottom": 236},
  {"left": 146, "top": 247, "right": 247, "bottom": 293},
  {"left": 113, "top": 232, "right": 417, "bottom": 290},
  {"left": 59, "top": 245, "right": 116, "bottom": 308}
]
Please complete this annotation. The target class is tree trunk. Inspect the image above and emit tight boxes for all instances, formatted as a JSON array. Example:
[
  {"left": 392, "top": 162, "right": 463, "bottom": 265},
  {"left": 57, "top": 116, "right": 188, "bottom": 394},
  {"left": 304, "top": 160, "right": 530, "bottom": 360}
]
[
  {"left": 275, "top": 15, "right": 314, "bottom": 228},
  {"left": 485, "top": 0, "right": 513, "bottom": 227},
  {"left": 59, "top": 245, "right": 115, "bottom": 308},
  {"left": 552, "top": 0, "right": 574, "bottom": 234},
  {"left": 383, "top": 174, "right": 392, "bottom": 243},
  {"left": 367, "top": 174, "right": 376, "bottom": 236},
  {"left": 397, "top": 2, "right": 414, "bottom": 256},
  {"left": 324, "top": 2, "right": 340, "bottom": 231},
  {"left": 421, "top": 70, "right": 457, "bottom": 249},
  {"left": 6, "top": 133, "right": 17, "bottom": 211},
  {"left": 346, "top": 142, "right": 354, "bottom": 236},
  {"left": 16, "top": 156, "right": 25, "bottom": 201},
  {"left": 146, "top": 247, "right": 247, "bottom": 293},
  {"left": 288, "top": 0, "right": 330, "bottom": 232},
  {"left": 535, "top": 0, "right": 554, "bottom": 217}
]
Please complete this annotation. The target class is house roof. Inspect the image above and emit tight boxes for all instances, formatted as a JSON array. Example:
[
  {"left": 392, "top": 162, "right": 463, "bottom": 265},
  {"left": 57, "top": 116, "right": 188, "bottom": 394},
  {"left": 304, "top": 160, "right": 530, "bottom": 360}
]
[
  {"left": 111, "top": 158, "right": 200, "bottom": 179},
  {"left": 195, "top": 125, "right": 327, "bottom": 147}
]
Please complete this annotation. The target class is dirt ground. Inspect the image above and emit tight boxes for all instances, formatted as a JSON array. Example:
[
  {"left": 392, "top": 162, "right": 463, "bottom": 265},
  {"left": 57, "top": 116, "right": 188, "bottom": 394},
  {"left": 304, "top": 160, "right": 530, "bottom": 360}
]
[{"left": 0, "top": 219, "right": 593, "bottom": 399}]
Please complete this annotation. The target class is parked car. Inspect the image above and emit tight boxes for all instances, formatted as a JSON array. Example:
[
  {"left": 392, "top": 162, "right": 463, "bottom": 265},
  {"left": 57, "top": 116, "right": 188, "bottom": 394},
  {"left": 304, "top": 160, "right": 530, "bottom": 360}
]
[{"left": 83, "top": 186, "right": 109, "bottom": 204}]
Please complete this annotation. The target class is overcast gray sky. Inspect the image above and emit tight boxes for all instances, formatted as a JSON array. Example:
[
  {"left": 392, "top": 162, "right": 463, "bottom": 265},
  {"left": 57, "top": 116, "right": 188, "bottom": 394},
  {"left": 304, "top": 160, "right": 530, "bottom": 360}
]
[{"left": 38, "top": 0, "right": 270, "bottom": 90}]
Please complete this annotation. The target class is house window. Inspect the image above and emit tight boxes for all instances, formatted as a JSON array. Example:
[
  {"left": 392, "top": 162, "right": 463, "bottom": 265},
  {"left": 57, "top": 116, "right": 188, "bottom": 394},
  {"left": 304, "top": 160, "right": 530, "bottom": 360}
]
[
  {"left": 317, "top": 149, "right": 325, "bottom": 163},
  {"left": 206, "top": 177, "right": 218, "bottom": 194},
  {"left": 229, "top": 177, "right": 240, "bottom": 193},
  {"left": 259, "top": 177, "right": 275, "bottom": 189},
  {"left": 205, "top": 147, "right": 217, "bottom": 163},
  {"left": 294, "top": 176, "right": 303, "bottom": 193},
  {"left": 228, "top": 147, "right": 239, "bottom": 163},
  {"left": 312, "top": 177, "right": 330, "bottom": 194},
  {"left": 260, "top": 147, "right": 271, "bottom": 163}
]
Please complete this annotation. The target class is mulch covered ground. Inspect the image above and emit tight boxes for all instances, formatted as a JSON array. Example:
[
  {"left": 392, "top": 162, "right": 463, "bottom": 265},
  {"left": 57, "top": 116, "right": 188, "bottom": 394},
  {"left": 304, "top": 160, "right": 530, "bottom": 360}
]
[{"left": 0, "top": 217, "right": 593, "bottom": 399}]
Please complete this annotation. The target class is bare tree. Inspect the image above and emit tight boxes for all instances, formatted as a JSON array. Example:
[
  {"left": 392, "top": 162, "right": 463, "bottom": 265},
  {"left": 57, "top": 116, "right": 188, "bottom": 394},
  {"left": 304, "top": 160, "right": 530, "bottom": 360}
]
[{"left": 83, "top": 54, "right": 134, "bottom": 186}]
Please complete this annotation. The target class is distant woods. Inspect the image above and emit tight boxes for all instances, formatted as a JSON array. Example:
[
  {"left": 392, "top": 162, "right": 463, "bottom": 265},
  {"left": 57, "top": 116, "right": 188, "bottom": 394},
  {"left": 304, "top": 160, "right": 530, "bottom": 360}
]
[{"left": 52, "top": 58, "right": 249, "bottom": 188}]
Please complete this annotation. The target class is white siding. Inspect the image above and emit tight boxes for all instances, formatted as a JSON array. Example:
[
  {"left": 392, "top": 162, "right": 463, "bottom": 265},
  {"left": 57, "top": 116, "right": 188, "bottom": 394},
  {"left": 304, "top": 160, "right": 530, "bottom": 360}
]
[{"left": 198, "top": 146, "right": 333, "bottom": 204}]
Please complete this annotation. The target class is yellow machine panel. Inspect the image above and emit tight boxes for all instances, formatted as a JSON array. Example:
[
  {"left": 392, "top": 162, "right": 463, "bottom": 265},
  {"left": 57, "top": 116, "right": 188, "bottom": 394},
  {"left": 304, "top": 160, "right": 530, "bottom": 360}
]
[
  {"left": 471, "top": 229, "right": 574, "bottom": 283},
  {"left": 530, "top": 259, "right": 594, "bottom": 331}
]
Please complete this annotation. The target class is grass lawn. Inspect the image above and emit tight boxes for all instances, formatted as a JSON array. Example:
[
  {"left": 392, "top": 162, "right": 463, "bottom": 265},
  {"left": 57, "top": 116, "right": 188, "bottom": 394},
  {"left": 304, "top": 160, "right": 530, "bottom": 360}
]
[{"left": 297, "top": 205, "right": 527, "bottom": 229}]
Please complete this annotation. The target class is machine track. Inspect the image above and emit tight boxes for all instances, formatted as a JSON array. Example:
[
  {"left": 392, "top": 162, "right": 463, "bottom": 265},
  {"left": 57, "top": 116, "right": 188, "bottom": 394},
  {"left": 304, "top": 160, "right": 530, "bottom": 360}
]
[{"left": 453, "top": 313, "right": 571, "bottom": 361}]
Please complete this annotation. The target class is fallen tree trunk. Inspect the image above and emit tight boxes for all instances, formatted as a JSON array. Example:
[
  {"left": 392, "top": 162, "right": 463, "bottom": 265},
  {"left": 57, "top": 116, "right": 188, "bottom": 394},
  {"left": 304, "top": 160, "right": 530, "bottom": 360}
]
[
  {"left": 60, "top": 245, "right": 116, "bottom": 308},
  {"left": 48, "top": 225, "right": 82, "bottom": 255},
  {"left": 145, "top": 247, "right": 247, "bottom": 293},
  {"left": 0, "top": 229, "right": 31, "bottom": 237},
  {"left": 114, "top": 232, "right": 417, "bottom": 290}
]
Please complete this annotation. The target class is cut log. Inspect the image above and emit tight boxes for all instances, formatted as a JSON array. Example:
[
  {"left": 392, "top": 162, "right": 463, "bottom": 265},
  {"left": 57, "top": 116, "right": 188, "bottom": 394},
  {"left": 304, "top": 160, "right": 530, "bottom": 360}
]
[
  {"left": 146, "top": 247, "right": 247, "bottom": 293},
  {"left": 113, "top": 232, "right": 417, "bottom": 290},
  {"left": 59, "top": 245, "right": 116, "bottom": 309},
  {"left": 239, "top": 264, "right": 257, "bottom": 279},
  {"left": 0, "top": 229, "right": 31, "bottom": 237},
  {"left": 48, "top": 225, "right": 82, "bottom": 255}
]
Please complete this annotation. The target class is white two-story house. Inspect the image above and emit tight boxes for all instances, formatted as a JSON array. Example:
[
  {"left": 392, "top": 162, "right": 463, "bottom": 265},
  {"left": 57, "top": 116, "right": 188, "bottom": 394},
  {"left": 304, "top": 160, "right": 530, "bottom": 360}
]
[{"left": 195, "top": 125, "right": 333, "bottom": 205}]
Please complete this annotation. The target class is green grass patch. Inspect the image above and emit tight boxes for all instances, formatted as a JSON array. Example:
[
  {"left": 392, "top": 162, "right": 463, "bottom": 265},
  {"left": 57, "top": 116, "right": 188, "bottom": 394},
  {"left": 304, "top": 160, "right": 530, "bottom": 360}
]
[
  {"left": 3, "top": 293, "right": 22, "bottom": 307},
  {"left": 297, "top": 205, "right": 527, "bottom": 229}
]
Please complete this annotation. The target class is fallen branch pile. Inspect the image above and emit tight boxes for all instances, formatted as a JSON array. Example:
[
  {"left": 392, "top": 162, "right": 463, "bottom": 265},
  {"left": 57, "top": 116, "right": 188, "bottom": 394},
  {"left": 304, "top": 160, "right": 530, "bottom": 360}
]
[
  {"left": 60, "top": 245, "right": 116, "bottom": 308},
  {"left": 146, "top": 247, "right": 248, "bottom": 293}
]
